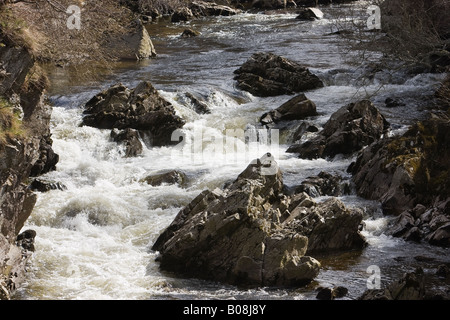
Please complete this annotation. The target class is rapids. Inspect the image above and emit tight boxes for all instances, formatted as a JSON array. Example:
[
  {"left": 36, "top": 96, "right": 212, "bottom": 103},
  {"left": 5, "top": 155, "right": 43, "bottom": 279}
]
[{"left": 16, "top": 2, "right": 449, "bottom": 300}]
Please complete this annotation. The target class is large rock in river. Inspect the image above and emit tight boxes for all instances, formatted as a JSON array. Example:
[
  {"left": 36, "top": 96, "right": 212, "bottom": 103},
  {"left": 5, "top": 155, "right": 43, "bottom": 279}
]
[
  {"left": 348, "top": 117, "right": 450, "bottom": 247},
  {"left": 348, "top": 118, "right": 450, "bottom": 216},
  {"left": 82, "top": 81, "right": 185, "bottom": 147},
  {"left": 260, "top": 93, "right": 317, "bottom": 125},
  {"left": 152, "top": 153, "right": 366, "bottom": 287},
  {"left": 287, "top": 100, "right": 389, "bottom": 159},
  {"left": 234, "top": 52, "right": 324, "bottom": 97}
]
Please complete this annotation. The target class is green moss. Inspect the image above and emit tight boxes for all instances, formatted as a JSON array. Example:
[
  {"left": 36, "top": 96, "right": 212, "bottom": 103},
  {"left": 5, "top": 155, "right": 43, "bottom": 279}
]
[{"left": 0, "top": 97, "right": 26, "bottom": 144}]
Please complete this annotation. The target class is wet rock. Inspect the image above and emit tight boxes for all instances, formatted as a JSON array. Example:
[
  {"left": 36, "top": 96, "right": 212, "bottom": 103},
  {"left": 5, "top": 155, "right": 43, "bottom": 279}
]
[
  {"left": 293, "top": 171, "right": 349, "bottom": 197},
  {"left": 180, "top": 28, "right": 201, "bottom": 38},
  {"left": 1, "top": 35, "right": 58, "bottom": 299},
  {"left": 333, "top": 286, "right": 349, "bottom": 298},
  {"left": 385, "top": 97, "right": 405, "bottom": 108},
  {"left": 316, "top": 287, "right": 333, "bottom": 300},
  {"left": 288, "top": 100, "right": 389, "bottom": 159},
  {"left": 296, "top": 7, "right": 323, "bottom": 20},
  {"left": 29, "top": 178, "right": 67, "bottom": 193},
  {"left": 388, "top": 211, "right": 415, "bottom": 238},
  {"left": 348, "top": 118, "right": 450, "bottom": 220},
  {"left": 290, "top": 197, "right": 367, "bottom": 253},
  {"left": 359, "top": 268, "right": 425, "bottom": 300},
  {"left": 171, "top": 7, "right": 194, "bottom": 22},
  {"left": 260, "top": 94, "right": 317, "bottom": 125},
  {"left": 316, "top": 286, "right": 348, "bottom": 300},
  {"left": 82, "top": 81, "right": 185, "bottom": 147},
  {"left": 426, "top": 222, "right": 450, "bottom": 247},
  {"left": 291, "top": 122, "right": 320, "bottom": 142},
  {"left": 250, "top": 0, "right": 287, "bottom": 10},
  {"left": 234, "top": 52, "right": 323, "bottom": 97},
  {"left": 141, "top": 170, "right": 188, "bottom": 187},
  {"left": 183, "top": 92, "right": 211, "bottom": 114},
  {"left": 152, "top": 153, "right": 366, "bottom": 287},
  {"left": 29, "top": 134, "right": 59, "bottom": 176},
  {"left": 436, "top": 264, "right": 450, "bottom": 278},
  {"left": 189, "top": 1, "right": 241, "bottom": 17},
  {"left": 110, "top": 128, "right": 143, "bottom": 157},
  {"left": 16, "top": 229, "right": 36, "bottom": 252},
  {"left": 152, "top": 154, "right": 317, "bottom": 287}
]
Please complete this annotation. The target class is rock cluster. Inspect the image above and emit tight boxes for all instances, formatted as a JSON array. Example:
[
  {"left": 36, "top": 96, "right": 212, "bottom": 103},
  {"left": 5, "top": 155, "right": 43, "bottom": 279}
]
[
  {"left": 1, "top": 32, "right": 58, "bottom": 299},
  {"left": 152, "top": 153, "right": 366, "bottom": 287},
  {"left": 82, "top": 81, "right": 185, "bottom": 148},
  {"left": 348, "top": 118, "right": 450, "bottom": 246},
  {"left": 171, "top": 1, "right": 241, "bottom": 22},
  {"left": 287, "top": 100, "right": 390, "bottom": 159}
]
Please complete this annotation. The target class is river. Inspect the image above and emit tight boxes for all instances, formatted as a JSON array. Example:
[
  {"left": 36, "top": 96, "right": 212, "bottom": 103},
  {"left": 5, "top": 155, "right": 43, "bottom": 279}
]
[{"left": 16, "top": 2, "right": 449, "bottom": 300}]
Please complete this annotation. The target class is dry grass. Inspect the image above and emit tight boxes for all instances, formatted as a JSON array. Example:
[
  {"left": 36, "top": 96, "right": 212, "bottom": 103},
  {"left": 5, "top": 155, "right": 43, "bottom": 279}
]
[
  {"left": 2, "top": 0, "right": 138, "bottom": 65},
  {"left": 0, "top": 98, "right": 26, "bottom": 145},
  {"left": 378, "top": 0, "right": 450, "bottom": 63}
]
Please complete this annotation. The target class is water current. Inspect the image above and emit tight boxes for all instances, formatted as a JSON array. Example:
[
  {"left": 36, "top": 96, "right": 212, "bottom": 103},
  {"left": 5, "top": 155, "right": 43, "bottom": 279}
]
[{"left": 16, "top": 2, "right": 450, "bottom": 300}]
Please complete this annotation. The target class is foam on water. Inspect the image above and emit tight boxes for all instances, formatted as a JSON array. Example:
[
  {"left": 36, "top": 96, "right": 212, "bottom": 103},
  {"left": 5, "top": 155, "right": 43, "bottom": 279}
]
[{"left": 17, "top": 6, "right": 450, "bottom": 300}]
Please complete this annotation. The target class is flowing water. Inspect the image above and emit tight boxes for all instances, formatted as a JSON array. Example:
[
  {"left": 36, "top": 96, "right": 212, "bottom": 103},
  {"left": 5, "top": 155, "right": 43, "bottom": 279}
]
[{"left": 16, "top": 2, "right": 450, "bottom": 300}]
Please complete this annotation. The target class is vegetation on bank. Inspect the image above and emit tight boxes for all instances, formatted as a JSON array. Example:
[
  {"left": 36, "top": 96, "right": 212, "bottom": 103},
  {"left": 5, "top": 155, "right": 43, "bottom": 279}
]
[
  {"left": 0, "top": 98, "right": 26, "bottom": 145},
  {"left": 344, "top": 0, "right": 450, "bottom": 71}
]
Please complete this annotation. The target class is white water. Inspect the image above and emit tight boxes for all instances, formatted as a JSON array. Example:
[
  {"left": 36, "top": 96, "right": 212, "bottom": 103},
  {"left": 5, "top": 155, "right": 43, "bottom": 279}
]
[{"left": 16, "top": 4, "right": 449, "bottom": 300}]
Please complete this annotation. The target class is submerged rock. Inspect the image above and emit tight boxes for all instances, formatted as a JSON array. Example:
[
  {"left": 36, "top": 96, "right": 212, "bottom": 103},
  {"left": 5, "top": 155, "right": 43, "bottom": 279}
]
[
  {"left": 180, "top": 28, "right": 201, "bottom": 38},
  {"left": 152, "top": 153, "right": 366, "bottom": 287},
  {"left": 82, "top": 81, "right": 185, "bottom": 147},
  {"left": 110, "top": 128, "right": 143, "bottom": 157},
  {"left": 296, "top": 7, "right": 324, "bottom": 20},
  {"left": 234, "top": 52, "right": 323, "bottom": 97},
  {"left": 29, "top": 178, "right": 67, "bottom": 193},
  {"left": 141, "top": 170, "right": 188, "bottom": 187},
  {"left": 183, "top": 92, "right": 211, "bottom": 114},
  {"left": 359, "top": 268, "right": 426, "bottom": 300},
  {"left": 287, "top": 100, "right": 389, "bottom": 159}
]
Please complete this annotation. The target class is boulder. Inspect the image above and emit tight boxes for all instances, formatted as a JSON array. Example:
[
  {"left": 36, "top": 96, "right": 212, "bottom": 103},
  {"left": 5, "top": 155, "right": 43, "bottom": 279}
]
[
  {"left": 233, "top": 52, "right": 323, "bottom": 97},
  {"left": 359, "top": 268, "right": 425, "bottom": 300},
  {"left": 348, "top": 118, "right": 450, "bottom": 216},
  {"left": 113, "top": 20, "right": 157, "bottom": 60},
  {"left": 152, "top": 153, "right": 366, "bottom": 287},
  {"left": 171, "top": 7, "right": 194, "bottom": 22},
  {"left": 183, "top": 92, "right": 211, "bottom": 114},
  {"left": 29, "top": 178, "right": 67, "bottom": 193},
  {"left": 287, "top": 100, "right": 389, "bottom": 159},
  {"left": 189, "top": 1, "right": 241, "bottom": 16},
  {"left": 291, "top": 121, "right": 320, "bottom": 142},
  {"left": 292, "top": 171, "right": 350, "bottom": 197},
  {"left": 141, "top": 170, "right": 188, "bottom": 187},
  {"left": 260, "top": 94, "right": 317, "bottom": 125},
  {"left": 251, "top": 0, "right": 298, "bottom": 9},
  {"left": 296, "top": 7, "right": 323, "bottom": 20},
  {"left": 287, "top": 196, "right": 367, "bottom": 253},
  {"left": 82, "top": 81, "right": 185, "bottom": 147},
  {"left": 110, "top": 128, "right": 143, "bottom": 157},
  {"left": 315, "top": 286, "right": 348, "bottom": 300},
  {"left": 180, "top": 28, "right": 201, "bottom": 38}
]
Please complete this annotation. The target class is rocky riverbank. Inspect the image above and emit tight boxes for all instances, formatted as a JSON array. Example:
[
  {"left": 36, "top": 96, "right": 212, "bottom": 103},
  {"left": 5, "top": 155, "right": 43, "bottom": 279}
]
[
  {"left": 1, "top": 0, "right": 449, "bottom": 300},
  {"left": 0, "top": 27, "right": 58, "bottom": 299}
]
